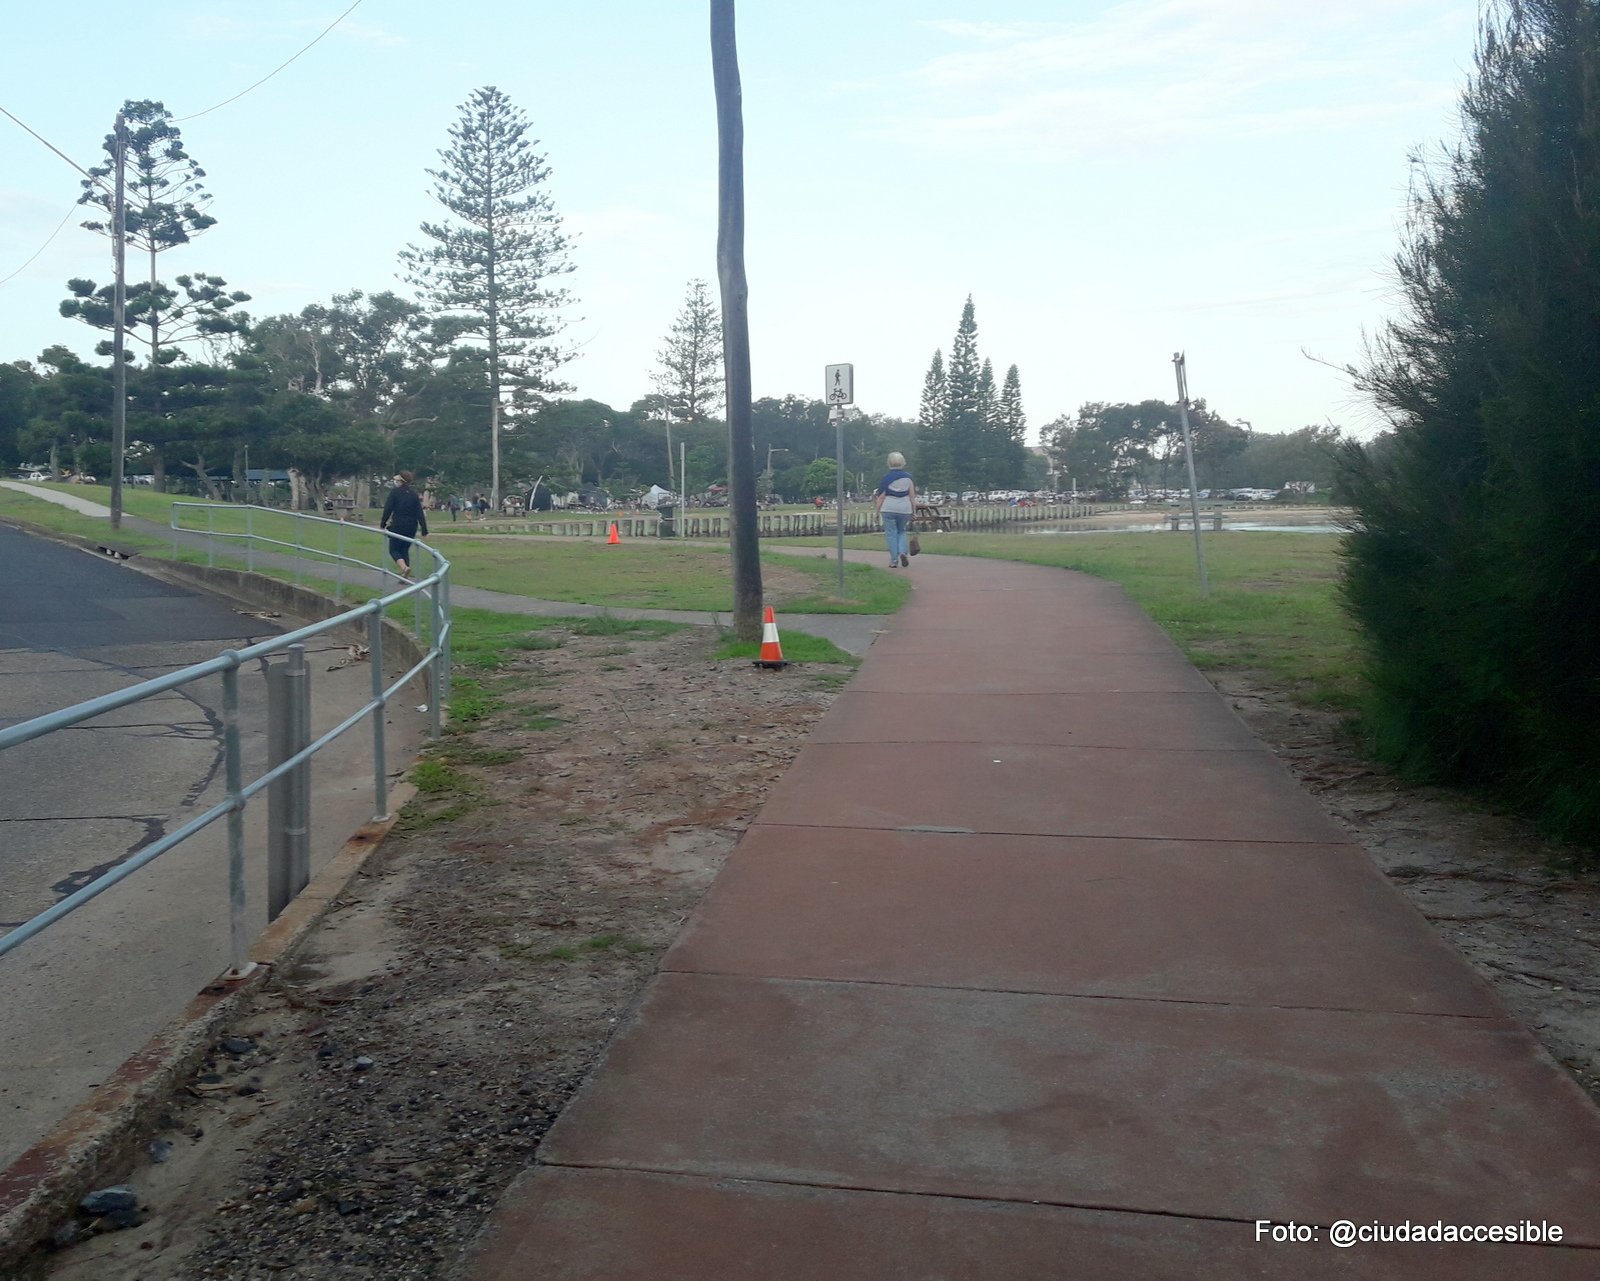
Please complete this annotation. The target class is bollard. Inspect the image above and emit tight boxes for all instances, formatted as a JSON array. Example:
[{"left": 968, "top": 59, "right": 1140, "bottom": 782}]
[
  {"left": 221, "top": 660, "right": 254, "bottom": 979},
  {"left": 369, "top": 609, "right": 389, "bottom": 821},
  {"left": 266, "top": 644, "right": 312, "bottom": 921}
]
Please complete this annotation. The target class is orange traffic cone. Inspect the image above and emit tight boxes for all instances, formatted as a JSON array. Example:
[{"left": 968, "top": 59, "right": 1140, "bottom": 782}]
[
  {"left": 754, "top": 606, "right": 788, "bottom": 669},
  {"left": 607, "top": 522, "right": 621, "bottom": 545}
]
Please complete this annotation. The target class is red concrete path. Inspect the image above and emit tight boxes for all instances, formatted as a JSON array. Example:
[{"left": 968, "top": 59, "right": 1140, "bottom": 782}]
[{"left": 463, "top": 556, "right": 1600, "bottom": 1279}]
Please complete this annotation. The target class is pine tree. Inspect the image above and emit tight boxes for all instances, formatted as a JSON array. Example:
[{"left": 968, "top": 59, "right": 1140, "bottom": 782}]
[
  {"left": 65, "top": 101, "right": 247, "bottom": 366},
  {"left": 402, "top": 86, "right": 575, "bottom": 506},
  {"left": 916, "top": 349, "right": 950, "bottom": 492},
  {"left": 975, "top": 358, "right": 997, "bottom": 489},
  {"left": 943, "top": 296, "right": 983, "bottom": 498},
  {"left": 998, "top": 363, "right": 1027, "bottom": 486},
  {"left": 652, "top": 278, "right": 724, "bottom": 423},
  {"left": 1343, "top": 0, "right": 1600, "bottom": 846}
]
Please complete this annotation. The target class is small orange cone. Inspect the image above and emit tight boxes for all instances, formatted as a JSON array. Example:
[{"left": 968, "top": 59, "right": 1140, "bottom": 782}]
[
  {"left": 754, "top": 605, "right": 788, "bottom": 669},
  {"left": 607, "top": 522, "right": 621, "bottom": 545}
]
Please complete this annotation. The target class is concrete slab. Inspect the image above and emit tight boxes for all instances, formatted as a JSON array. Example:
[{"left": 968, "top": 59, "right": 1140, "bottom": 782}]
[
  {"left": 868, "top": 622, "right": 1181, "bottom": 656},
  {"left": 810, "top": 690, "right": 1268, "bottom": 750},
  {"left": 464, "top": 549, "right": 1600, "bottom": 1277},
  {"left": 756, "top": 741, "right": 1349, "bottom": 843},
  {"left": 886, "top": 591, "right": 1157, "bottom": 630},
  {"left": 540, "top": 973, "right": 1600, "bottom": 1240},
  {"left": 664, "top": 828, "right": 1501, "bottom": 1016},
  {"left": 847, "top": 651, "right": 1216, "bottom": 695},
  {"left": 465, "top": 1167, "right": 1597, "bottom": 1281}
]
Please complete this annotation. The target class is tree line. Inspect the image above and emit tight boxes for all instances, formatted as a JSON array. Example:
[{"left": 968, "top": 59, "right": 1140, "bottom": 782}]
[{"left": 0, "top": 93, "right": 1358, "bottom": 512}]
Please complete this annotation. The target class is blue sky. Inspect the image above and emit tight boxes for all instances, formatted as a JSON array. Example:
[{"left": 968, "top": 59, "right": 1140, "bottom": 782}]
[{"left": 1, "top": 1, "right": 1479, "bottom": 440}]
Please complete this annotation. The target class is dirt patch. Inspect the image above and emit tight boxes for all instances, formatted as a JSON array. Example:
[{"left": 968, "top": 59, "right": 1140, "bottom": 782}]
[
  {"left": 39, "top": 623, "right": 848, "bottom": 1281},
  {"left": 1212, "top": 671, "right": 1600, "bottom": 1101}
]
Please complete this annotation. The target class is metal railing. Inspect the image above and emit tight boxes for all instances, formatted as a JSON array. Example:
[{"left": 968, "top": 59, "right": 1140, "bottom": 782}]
[{"left": 0, "top": 504, "right": 452, "bottom": 976}]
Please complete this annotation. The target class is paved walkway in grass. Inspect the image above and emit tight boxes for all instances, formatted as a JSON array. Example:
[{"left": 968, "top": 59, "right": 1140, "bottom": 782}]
[
  {"left": 0, "top": 486, "right": 887, "bottom": 656},
  {"left": 461, "top": 551, "right": 1600, "bottom": 1279}
]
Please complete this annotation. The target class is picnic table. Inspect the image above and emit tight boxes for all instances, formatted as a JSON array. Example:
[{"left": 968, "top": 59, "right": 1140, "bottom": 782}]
[{"left": 913, "top": 503, "right": 952, "bottom": 532}]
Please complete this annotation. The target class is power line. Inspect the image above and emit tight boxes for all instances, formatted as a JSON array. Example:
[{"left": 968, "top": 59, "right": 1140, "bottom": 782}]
[
  {"left": 0, "top": 200, "right": 80, "bottom": 288},
  {"left": 0, "top": 103, "right": 107, "bottom": 192},
  {"left": 175, "top": 0, "right": 367, "bottom": 122}
]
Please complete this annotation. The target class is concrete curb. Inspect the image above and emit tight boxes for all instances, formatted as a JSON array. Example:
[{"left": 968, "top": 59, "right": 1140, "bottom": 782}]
[{"left": 126, "top": 556, "right": 429, "bottom": 678}]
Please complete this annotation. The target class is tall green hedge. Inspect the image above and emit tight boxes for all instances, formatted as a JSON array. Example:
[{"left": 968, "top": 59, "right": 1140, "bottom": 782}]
[{"left": 1343, "top": 0, "right": 1600, "bottom": 850}]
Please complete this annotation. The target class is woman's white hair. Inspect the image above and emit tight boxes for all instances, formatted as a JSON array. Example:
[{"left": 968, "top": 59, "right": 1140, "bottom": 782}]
[{"left": 887, "top": 451, "right": 906, "bottom": 468}]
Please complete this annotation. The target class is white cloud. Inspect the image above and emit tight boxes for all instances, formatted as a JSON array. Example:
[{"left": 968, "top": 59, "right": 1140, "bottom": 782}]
[
  {"left": 872, "top": 2, "right": 1472, "bottom": 160},
  {"left": 325, "top": 19, "right": 406, "bottom": 48}
]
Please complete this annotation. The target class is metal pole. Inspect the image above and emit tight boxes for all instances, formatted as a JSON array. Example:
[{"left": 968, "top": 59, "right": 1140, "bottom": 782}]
[
  {"left": 246, "top": 506, "right": 255, "bottom": 574},
  {"left": 412, "top": 551, "right": 424, "bottom": 638},
  {"left": 288, "top": 644, "right": 310, "bottom": 903},
  {"left": 267, "top": 645, "right": 312, "bottom": 921},
  {"left": 368, "top": 608, "right": 389, "bottom": 821},
  {"left": 221, "top": 661, "right": 254, "bottom": 979},
  {"left": 1172, "top": 352, "right": 1210, "bottom": 597},
  {"left": 833, "top": 405, "right": 846, "bottom": 597},
  {"left": 439, "top": 570, "right": 453, "bottom": 702},
  {"left": 266, "top": 660, "right": 290, "bottom": 919},
  {"left": 428, "top": 578, "right": 443, "bottom": 741},
  {"left": 109, "top": 112, "right": 127, "bottom": 532},
  {"left": 491, "top": 396, "right": 502, "bottom": 514}
]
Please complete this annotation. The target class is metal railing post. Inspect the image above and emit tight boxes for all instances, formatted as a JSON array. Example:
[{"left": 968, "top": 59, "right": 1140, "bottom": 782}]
[
  {"left": 293, "top": 511, "right": 304, "bottom": 586},
  {"left": 336, "top": 520, "right": 346, "bottom": 601},
  {"left": 246, "top": 507, "right": 255, "bottom": 574},
  {"left": 0, "top": 501, "right": 452, "bottom": 968},
  {"left": 427, "top": 574, "right": 443, "bottom": 742},
  {"left": 267, "top": 644, "right": 312, "bottom": 920},
  {"left": 221, "top": 660, "right": 255, "bottom": 979},
  {"left": 440, "top": 570, "right": 453, "bottom": 703},
  {"left": 369, "top": 608, "right": 389, "bottom": 821}
]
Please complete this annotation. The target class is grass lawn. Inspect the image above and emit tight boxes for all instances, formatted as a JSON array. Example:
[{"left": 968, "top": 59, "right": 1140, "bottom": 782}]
[
  {"left": 0, "top": 485, "right": 908, "bottom": 616},
  {"left": 3, "top": 485, "right": 1354, "bottom": 712},
  {"left": 431, "top": 536, "right": 908, "bottom": 615}
]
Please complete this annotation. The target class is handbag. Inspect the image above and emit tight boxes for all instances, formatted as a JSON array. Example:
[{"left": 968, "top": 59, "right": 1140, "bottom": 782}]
[{"left": 909, "top": 535, "right": 922, "bottom": 556}]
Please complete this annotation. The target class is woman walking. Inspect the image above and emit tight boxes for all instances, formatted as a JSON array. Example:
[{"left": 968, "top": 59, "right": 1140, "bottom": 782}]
[
  {"left": 380, "top": 471, "right": 428, "bottom": 579},
  {"left": 874, "top": 451, "right": 916, "bottom": 568}
]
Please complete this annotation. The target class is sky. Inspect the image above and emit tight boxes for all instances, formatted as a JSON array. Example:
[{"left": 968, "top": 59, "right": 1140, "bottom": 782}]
[{"left": 1, "top": 1, "right": 1482, "bottom": 442}]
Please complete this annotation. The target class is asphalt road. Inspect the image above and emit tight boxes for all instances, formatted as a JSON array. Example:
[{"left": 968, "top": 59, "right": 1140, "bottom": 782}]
[{"left": 0, "top": 523, "right": 424, "bottom": 1168}]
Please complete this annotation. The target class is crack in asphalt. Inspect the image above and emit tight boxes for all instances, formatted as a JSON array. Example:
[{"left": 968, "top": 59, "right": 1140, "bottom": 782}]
[{"left": 0, "top": 812, "right": 170, "bottom": 930}]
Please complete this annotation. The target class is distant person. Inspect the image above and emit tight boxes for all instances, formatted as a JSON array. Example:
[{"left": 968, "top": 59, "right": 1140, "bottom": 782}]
[
  {"left": 380, "top": 471, "right": 428, "bottom": 579},
  {"left": 448, "top": 495, "right": 461, "bottom": 522},
  {"left": 874, "top": 451, "right": 916, "bottom": 568}
]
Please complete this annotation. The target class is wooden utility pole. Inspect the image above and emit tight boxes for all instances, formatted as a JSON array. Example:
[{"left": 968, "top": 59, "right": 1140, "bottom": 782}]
[
  {"left": 110, "top": 112, "right": 128, "bottom": 531},
  {"left": 711, "top": 0, "right": 763, "bottom": 641}
]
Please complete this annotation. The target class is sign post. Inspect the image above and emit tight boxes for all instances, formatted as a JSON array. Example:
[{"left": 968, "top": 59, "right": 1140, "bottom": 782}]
[
  {"left": 1172, "top": 352, "right": 1210, "bottom": 597},
  {"left": 826, "top": 364, "right": 854, "bottom": 597}
]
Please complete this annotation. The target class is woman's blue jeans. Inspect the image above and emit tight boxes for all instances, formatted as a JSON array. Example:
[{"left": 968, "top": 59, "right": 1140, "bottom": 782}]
[{"left": 882, "top": 511, "right": 911, "bottom": 564}]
